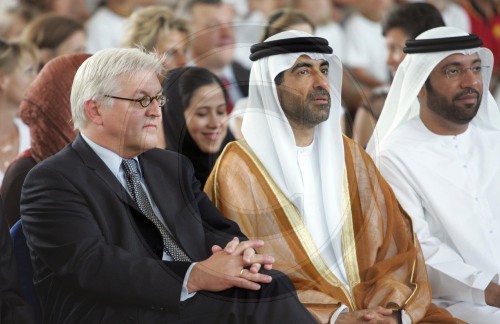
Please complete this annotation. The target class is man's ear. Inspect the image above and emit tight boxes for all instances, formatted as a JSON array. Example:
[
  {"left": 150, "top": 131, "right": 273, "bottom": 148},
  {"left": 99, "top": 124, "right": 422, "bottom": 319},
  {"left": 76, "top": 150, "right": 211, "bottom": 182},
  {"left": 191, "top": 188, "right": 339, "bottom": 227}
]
[{"left": 84, "top": 99, "right": 104, "bottom": 125}]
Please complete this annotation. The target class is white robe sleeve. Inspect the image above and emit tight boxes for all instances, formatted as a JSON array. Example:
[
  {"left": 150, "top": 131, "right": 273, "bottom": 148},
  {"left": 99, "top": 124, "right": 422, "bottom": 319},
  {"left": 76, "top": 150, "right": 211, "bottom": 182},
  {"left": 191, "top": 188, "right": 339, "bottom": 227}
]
[{"left": 378, "top": 154, "right": 497, "bottom": 305}]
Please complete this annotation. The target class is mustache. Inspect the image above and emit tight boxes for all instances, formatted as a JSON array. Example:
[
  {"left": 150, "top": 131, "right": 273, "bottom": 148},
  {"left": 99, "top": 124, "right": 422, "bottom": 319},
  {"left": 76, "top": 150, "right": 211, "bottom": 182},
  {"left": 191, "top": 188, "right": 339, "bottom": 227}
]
[
  {"left": 454, "top": 88, "right": 480, "bottom": 100},
  {"left": 307, "top": 88, "right": 330, "bottom": 100}
]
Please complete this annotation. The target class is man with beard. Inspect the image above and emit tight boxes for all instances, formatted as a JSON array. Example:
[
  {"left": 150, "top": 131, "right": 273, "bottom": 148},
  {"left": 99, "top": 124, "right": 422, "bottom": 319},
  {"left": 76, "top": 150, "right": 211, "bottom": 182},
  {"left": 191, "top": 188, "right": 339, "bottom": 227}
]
[
  {"left": 205, "top": 30, "right": 457, "bottom": 323},
  {"left": 368, "top": 26, "right": 500, "bottom": 322}
]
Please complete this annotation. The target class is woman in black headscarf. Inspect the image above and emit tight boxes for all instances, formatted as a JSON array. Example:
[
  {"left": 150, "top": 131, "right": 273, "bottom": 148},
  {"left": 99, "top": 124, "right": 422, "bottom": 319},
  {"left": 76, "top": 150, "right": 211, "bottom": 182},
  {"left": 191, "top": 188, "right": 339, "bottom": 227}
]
[{"left": 161, "top": 66, "right": 234, "bottom": 187}]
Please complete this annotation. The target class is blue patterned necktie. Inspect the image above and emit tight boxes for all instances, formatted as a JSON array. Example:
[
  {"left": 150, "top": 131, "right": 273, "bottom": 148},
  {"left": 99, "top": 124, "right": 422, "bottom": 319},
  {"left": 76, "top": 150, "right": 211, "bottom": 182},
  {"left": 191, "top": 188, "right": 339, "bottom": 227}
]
[{"left": 122, "top": 159, "right": 191, "bottom": 262}]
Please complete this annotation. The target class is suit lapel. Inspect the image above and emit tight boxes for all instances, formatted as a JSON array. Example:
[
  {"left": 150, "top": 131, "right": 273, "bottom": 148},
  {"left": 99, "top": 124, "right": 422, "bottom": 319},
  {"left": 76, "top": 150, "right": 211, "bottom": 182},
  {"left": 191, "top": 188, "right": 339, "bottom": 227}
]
[{"left": 71, "top": 134, "right": 141, "bottom": 214}]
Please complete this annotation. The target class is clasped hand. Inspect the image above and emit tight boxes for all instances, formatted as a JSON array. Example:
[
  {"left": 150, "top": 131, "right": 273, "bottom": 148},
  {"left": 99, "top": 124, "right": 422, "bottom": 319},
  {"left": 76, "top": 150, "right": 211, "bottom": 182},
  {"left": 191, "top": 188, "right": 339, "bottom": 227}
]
[{"left": 187, "top": 237, "right": 275, "bottom": 293}]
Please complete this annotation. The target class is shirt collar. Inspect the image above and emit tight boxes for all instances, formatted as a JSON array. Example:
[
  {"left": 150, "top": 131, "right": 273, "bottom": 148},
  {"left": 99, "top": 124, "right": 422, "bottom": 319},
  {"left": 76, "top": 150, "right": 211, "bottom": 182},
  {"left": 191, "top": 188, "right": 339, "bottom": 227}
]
[{"left": 80, "top": 133, "right": 141, "bottom": 178}]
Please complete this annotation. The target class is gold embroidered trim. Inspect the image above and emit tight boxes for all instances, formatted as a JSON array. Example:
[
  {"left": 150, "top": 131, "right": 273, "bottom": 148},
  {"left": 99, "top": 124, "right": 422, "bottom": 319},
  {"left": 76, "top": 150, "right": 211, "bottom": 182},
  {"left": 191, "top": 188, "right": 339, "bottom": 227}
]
[
  {"left": 236, "top": 140, "right": 356, "bottom": 309},
  {"left": 341, "top": 168, "right": 360, "bottom": 309}
]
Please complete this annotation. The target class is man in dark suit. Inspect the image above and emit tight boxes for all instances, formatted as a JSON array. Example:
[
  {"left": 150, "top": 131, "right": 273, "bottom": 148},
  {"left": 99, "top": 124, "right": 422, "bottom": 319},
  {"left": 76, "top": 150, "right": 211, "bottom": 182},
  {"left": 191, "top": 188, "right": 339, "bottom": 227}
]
[{"left": 20, "top": 47, "right": 314, "bottom": 323}]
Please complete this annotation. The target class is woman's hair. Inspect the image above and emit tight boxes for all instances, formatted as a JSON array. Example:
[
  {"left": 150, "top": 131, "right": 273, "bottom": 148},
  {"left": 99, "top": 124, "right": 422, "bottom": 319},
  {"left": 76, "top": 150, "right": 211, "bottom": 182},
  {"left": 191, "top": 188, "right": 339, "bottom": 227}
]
[
  {"left": 261, "top": 8, "right": 315, "bottom": 41},
  {"left": 21, "top": 13, "right": 84, "bottom": 51},
  {"left": 121, "top": 6, "right": 189, "bottom": 52},
  {"left": 166, "top": 66, "right": 227, "bottom": 113},
  {"left": 0, "top": 38, "right": 39, "bottom": 74}
]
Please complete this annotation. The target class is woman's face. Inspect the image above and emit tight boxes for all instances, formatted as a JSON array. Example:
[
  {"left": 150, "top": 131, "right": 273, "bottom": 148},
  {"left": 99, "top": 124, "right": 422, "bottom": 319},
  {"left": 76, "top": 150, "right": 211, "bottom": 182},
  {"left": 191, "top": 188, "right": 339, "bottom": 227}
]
[
  {"left": 184, "top": 83, "right": 228, "bottom": 154},
  {"left": 3, "top": 54, "right": 37, "bottom": 106}
]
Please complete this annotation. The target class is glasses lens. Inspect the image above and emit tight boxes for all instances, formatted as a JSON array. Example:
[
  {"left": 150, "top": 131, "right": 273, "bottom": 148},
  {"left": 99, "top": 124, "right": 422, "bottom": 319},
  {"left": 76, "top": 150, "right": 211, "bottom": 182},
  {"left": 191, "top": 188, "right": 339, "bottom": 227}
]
[
  {"left": 158, "top": 96, "right": 167, "bottom": 107},
  {"left": 140, "top": 96, "right": 152, "bottom": 107}
]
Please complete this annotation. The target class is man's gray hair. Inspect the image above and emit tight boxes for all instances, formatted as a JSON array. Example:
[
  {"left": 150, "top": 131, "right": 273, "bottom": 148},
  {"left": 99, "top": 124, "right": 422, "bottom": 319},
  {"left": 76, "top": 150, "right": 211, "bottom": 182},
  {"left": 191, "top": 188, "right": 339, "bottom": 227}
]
[{"left": 71, "top": 47, "right": 163, "bottom": 129}]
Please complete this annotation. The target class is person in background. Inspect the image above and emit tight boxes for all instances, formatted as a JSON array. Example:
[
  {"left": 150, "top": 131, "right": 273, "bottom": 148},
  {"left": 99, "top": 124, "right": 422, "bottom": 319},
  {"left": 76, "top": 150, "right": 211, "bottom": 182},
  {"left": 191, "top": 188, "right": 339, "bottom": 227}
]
[
  {"left": 20, "top": 13, "right": 86, "bottom": 71},
  {"left": 180, "top": 0, "right": 250, "bottom": 114},
  {"left": 85, "top": 0, "right": 136, "bottom": 53},
  {"left": 232, "top": 0, "right": 281, "bottom": 70},
  {"left": 352, "top": 2, "right": 445, "bottom": 148},
  {"left": 342, "top": 0, "right": 394, "bottom": 89},
  {"left": 0, "top": 39, "right": 38, "bottom": 184},
  {"left": 0, "top": 4, "right": 38, "bottom": 41},
  {"left": 1, "top": 53, "right": 90, "bottom": 228},
  {"left": 17, "top": 0, "right": 90, "bottom": 22},
  {"left": 161, "top": 66, "right": 234, "bottom": 187},
  {"left": 121, "top": 5, "right": 189, "bottom": 72},
  {"left": 20, "top": 47, "right": 315, "bottom": 323}
]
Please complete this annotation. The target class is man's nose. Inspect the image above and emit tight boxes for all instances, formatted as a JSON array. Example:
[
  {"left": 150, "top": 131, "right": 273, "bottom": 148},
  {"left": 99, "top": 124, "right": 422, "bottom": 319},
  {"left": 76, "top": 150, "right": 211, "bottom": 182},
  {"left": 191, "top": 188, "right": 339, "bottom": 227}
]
[
  {"left": 146, "top": 100, "right": 162, "bottom": 116},
  {"left": 460, "top": 68, "right": 481, "bottom": 88},
  {"left": 313, "top": 72, "right": 329, "bottom": 90}
]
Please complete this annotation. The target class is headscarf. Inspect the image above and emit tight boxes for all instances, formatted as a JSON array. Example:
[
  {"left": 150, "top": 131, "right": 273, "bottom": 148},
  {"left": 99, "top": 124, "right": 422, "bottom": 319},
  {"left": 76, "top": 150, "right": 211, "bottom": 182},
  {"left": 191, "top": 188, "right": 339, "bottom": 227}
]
[
  {"left": 367, "top": 26, "right": 500, "bottom": 159},
  {"left": 162, "top": 66, "right": 235, "bottom": 187},
  {"left": 242, "top": 30, "right": 345, "bottom": 269},
  {"left": 20, "top": 53, "right": 91, "bottom": 162}
]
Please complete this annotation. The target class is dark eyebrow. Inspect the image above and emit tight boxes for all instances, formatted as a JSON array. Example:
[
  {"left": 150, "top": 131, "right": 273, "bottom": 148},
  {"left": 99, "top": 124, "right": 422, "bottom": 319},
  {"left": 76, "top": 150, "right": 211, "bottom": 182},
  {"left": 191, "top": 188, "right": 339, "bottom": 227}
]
[
  {"left": 291, "top": 62, "right": 313, "bottom": 73},
  {"left": 290, "top": 60, "right": 329, "bottom": 73},
  {"left": 444, "top": 58, "right": 482, "bottom": 68}
]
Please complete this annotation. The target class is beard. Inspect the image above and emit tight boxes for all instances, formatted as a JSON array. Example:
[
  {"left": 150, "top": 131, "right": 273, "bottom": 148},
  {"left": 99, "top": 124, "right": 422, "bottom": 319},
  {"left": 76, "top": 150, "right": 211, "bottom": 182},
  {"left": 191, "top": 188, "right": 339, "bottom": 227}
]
[
  {"left": 278, "top": 87, "right": 331, "bottom": 129},
  {"left": 426, "top": 84, "right": 481, "bottom": 125}
]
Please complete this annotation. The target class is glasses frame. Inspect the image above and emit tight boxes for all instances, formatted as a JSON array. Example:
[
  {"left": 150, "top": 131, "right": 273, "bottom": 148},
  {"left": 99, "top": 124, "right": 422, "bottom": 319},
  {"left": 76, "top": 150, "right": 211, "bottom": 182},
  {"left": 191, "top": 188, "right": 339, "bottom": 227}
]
[
  {"left": 439, "top": 65, "right": 490, "bottom": 80},
  {"left": 104, "top": 94, "right": 167, "bottom": 108}
]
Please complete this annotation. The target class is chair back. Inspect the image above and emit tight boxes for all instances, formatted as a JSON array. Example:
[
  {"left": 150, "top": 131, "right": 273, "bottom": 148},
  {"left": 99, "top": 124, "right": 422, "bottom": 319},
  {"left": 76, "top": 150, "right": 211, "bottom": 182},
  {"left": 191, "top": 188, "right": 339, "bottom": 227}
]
[{"left": 10, "top": 220, "right": 42, "bottom": 323}]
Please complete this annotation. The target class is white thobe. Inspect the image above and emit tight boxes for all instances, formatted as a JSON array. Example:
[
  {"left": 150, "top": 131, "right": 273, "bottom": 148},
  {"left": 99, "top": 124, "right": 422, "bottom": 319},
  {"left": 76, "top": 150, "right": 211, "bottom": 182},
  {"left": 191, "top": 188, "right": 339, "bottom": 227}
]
[{"left": 377, "top": 116, "right": 500, "bottom": 323}]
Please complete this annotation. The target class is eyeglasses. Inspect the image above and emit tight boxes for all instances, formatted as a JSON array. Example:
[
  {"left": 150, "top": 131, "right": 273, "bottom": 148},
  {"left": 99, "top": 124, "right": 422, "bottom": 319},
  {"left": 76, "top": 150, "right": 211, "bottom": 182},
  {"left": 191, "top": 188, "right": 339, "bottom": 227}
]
[
  {"left": 104, "top": 94, "right": 167, "bottom": 108},
  {"left": 439, "top": 65, "right": 489, "bottom": 79}
]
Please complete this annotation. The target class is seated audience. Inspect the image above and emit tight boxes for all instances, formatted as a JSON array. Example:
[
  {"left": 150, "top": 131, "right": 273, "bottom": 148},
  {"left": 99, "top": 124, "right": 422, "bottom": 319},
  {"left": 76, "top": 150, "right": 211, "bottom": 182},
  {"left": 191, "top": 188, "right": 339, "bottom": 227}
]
[
  {"left": 180, "top": 0, "right": 250, "bottom": 114},
  {"left": 1, "top": 53, "right": 90, "bottom": 228},
  {"left": 368, "top": 26, "right": 500, "bottom": 322},
  {"left": 232, "top": 0, "right": 281, "bottom": 69},
  {"left": 85, "top": 0, "right": 136, "bottom": 53},
  {"left": 0, "top": 4, "right": 38, "bottom": 41},
  {"left": 17, "top": 0, "right": 90, "bottom": 22},
  {"left": 342, "top": 0, "right": 393, "bottom": 89},
  {"left": 121, "top": 5, "right": 189, "bottom": 72},
  {"left": 0, "top": 39, "right": 38, "bottom": 183},
  {"left": 161, "top": 66, "right": 234, "bottom": 187},
  {"left": 20, "top": 47, "right": 315, "bottom": 323},
  {"left": 20, "top": 13, "right": 86, "bottom": 71}
]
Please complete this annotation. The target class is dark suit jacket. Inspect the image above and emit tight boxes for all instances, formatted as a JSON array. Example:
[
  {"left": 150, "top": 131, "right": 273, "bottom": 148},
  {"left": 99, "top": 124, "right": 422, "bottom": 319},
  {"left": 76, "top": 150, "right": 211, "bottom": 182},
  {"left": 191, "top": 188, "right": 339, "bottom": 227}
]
[
  {"left": 20, "top": 134, "right": 245, "bottom": 323},
  {"left": 232, "top": 61, "right": 250, "bottom": 98}
]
